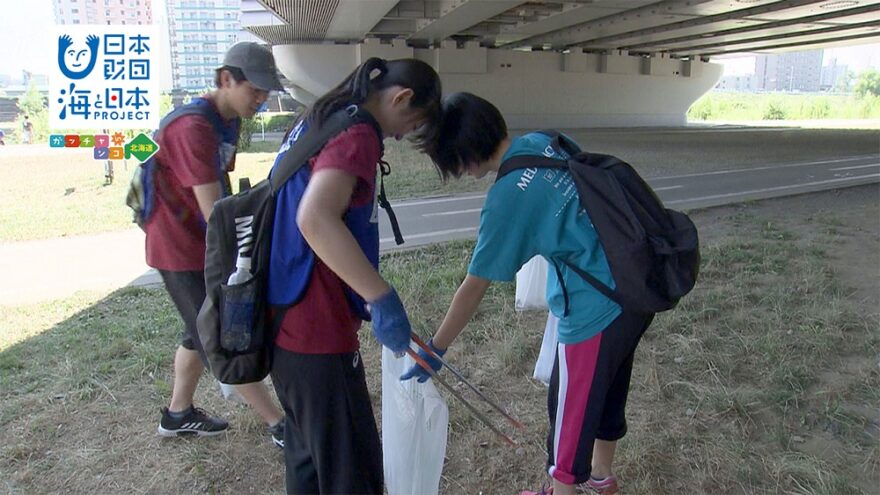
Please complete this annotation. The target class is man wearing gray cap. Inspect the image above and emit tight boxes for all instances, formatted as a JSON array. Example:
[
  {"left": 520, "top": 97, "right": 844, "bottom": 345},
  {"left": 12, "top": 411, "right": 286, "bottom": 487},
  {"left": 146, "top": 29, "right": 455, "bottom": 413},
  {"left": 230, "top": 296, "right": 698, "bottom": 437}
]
[{"left": 147, "top": 42, "right": 285, "bottom": 446}]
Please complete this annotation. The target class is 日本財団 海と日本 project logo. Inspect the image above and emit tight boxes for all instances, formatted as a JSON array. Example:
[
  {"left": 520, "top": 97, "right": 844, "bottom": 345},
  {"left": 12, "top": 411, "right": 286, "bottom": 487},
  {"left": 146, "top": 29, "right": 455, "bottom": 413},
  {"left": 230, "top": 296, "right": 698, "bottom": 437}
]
[{"left": 50, "top": 25, "right": 160, "bottom": 130}]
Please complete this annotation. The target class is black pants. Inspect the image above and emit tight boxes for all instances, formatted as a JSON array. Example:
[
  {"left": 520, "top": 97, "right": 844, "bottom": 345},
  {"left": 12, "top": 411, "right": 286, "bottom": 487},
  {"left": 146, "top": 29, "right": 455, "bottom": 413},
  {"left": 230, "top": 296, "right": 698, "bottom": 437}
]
[
  {"left": 271, "top": 346, "right": 383, "bottom": 494},
  {"left": 159, "top": 269, "right": 208, "bottom": 366}
]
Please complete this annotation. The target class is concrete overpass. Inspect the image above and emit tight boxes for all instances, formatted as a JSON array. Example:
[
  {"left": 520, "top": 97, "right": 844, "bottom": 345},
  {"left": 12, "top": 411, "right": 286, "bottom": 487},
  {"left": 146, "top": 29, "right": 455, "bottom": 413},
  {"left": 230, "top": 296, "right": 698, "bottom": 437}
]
[{"left": 241, "top": 0, "right": 880, "bottom": 127}]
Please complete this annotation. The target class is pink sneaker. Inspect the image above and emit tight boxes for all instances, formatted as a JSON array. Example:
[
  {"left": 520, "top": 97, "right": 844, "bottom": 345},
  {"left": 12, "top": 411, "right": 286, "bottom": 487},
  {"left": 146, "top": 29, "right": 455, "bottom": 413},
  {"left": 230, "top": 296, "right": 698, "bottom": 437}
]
[
  {"left": 586, "top": 475, "right": 619, "bottom": 494},
  {"left": 519, "top": 484, "right": 553, "bottom": 495}
]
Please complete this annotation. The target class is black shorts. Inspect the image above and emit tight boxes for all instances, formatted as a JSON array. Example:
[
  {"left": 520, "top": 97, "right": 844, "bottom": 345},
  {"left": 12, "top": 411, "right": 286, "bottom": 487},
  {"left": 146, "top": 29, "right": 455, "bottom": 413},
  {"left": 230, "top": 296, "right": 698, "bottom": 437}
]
[
  {"left": 158, "top": 269, "right": 207, "bottom": 364},
  {"left": 546, "top": 311, "right": 654, "bottom": 485},
  {"left": 271, "top": 346, "right": 383, "bottom": 495}
]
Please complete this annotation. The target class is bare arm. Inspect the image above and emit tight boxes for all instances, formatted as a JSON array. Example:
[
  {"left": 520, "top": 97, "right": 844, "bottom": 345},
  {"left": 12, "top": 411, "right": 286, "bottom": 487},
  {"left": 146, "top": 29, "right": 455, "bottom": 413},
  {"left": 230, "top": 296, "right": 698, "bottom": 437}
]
[
  {"left": 191, "top": 182, "right": 222, "bottom": 221},
  {"left": 431, "top": 274, "right": 491, "bottom": 350},
  {"left": 297, "top": 168, "right": 390, "bottom": 301}
]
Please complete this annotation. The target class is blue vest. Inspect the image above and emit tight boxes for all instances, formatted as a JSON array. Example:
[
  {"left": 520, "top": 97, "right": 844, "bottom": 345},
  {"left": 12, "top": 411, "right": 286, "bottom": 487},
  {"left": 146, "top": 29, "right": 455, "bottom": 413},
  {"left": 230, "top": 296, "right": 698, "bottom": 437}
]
[{"left": 267, "top": 115, "right": 384, "bottom": 321}]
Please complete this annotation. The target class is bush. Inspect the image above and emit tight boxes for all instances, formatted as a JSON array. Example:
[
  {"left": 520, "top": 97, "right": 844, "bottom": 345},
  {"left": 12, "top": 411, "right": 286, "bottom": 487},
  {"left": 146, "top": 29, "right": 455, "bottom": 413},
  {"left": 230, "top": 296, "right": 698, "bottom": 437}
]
[
  {"left": 802, "top": 97, "right": 830, "bottom": 119},
  {"left": 238, "top": 116, "right": 261, "bottom": 151},
  {"left": 763, "top": 101, "right": 787, "bottom": 120},
  {"left": 264, "top": 113, "right": 297, "bottom": 132},
  {"left": 856, "top": 94, "right": 880, "bottom": 118},
  {"left": 688, "top": 97, "right": 714, "bottom": 120}
]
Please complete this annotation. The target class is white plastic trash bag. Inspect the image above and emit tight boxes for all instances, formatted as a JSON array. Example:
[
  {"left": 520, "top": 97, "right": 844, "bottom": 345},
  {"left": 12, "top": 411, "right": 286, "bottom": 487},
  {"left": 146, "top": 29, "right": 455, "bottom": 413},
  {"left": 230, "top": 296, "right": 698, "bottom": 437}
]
[
  {"left": 381, "top": 347, "right": 448, "bottom": 495},
  {"left": 515, "top": 256, "right": 549, "bottom": 311},
  {"left": 217, "top": 381, "right": 247, "bottom": 403},
  {"left": 533, "top": 312, "right": 559, "bottom": 385}
]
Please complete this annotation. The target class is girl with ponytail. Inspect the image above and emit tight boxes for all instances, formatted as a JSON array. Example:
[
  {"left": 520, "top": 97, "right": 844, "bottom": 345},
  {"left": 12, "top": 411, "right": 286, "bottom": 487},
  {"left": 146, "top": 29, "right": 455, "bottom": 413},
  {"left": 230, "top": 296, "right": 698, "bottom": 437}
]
[{"left": 267, "top": 58, "right": 441, "bottom": 494}]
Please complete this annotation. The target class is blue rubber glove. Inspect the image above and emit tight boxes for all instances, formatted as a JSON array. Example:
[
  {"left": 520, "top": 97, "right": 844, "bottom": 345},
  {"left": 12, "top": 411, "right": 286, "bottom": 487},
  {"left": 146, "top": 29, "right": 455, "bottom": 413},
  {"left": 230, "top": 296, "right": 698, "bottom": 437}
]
[
  {"left": 400, "top": 339, "right": 446, "bottom": 383},
  {"left": 369, "top": 288, "right": 411, "bottom": 353}
]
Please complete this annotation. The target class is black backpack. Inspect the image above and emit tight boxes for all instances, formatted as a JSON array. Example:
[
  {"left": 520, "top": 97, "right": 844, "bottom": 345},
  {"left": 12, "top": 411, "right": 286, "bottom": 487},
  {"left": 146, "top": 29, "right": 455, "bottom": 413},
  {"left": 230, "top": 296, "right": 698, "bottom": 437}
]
[
  {"left": 196, "top": 106, "right": 402, "bottom": 384},
  {"left": 497, "top": 130, "right": 699, "bottom": 314}
]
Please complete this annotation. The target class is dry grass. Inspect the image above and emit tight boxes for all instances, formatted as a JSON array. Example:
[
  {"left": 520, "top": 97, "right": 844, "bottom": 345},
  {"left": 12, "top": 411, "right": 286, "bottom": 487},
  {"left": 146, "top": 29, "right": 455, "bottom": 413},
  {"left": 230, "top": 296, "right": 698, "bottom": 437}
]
[{"left": 2, "top": 191, "right": 878, "bottom": 494}]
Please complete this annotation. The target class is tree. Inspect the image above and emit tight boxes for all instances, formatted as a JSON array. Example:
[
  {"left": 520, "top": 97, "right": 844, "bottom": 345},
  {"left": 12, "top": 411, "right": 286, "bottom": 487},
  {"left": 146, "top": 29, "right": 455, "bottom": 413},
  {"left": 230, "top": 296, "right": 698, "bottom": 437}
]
[
  {"left": 238, "top": 115, "right": 260, "bottom": 151},
  {"left": 854, "top": 69, "right": 880, "bottom": 98},
  {"left": 17, "top": 84, "right": 45, "bottom": 116},
  {"left": 15, "top": 84, "right": 48, "bottom": 143},
  {"left": 834, "top": 69, "right": 855, "bottom": 93},
  {"left": 159, "top": 92, "right": 173, "bottom": 117}
]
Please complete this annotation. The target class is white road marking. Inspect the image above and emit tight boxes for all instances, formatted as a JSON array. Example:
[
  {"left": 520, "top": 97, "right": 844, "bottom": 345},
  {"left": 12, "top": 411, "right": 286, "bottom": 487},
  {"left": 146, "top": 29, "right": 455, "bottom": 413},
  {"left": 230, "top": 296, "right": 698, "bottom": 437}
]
[
  {"left": 649, "top": 155, "right": 876, "bottom": 181},
  {"left": 381, "top": 227, "right": 477, "bottom": 244},
  {"left": 665, "top": 173, "right": 880, "bottom": 206},
  {"left": 391, "top": 194, "right": 487, "bottom": 208},
  {"left": 422, "top": 208, "right": 483, "bottom": 218},
  {"left": 652, "top": 185, "right": 683, "bottom": 191},
  {"left": 828, "top": 163, "right": 880, "bottom": 172}
]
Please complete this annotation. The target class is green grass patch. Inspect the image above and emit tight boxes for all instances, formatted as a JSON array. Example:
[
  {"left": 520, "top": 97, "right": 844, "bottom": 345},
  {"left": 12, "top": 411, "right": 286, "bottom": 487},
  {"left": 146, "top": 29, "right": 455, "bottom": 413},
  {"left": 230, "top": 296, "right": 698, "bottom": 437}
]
[
  {"left": 238, "top": 137, "right": 494, "bottom": 199},
  {"left": 240, "top": 139, "right": 283, "bottom": 154},
  {"left": 0, "top": 139, "right": 488, "bottom": 242},
  {"left": 1, "top": 206, "right": 877, "bottom": 493},
  {"left": 689, "top": 92, "right": 880, "bottom": 121}
]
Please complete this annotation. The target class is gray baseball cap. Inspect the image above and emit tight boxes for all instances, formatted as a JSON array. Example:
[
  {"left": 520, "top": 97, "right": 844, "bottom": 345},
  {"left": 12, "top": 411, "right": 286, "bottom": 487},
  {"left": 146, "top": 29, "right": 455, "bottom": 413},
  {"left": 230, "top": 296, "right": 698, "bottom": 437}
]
[{"left": 222, "top": 42, "right": 284, "bottom": 92}]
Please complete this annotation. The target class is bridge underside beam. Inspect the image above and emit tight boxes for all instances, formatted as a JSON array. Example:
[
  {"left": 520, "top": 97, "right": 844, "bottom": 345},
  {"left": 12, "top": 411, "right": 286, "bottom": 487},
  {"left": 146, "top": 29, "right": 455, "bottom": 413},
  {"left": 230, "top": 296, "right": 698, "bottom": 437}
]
[
  {"left": 273, "top": 42, "right": 722, "bottom": 128},
  {"left": 247, "top": 0, "right": 880, "bottom": 59}
]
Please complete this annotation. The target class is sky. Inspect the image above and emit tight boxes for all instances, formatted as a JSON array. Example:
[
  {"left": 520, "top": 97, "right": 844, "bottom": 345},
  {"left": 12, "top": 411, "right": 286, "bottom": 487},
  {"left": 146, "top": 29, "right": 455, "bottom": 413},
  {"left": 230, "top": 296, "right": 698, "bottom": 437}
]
[
  {"left": 1, "top": 0, "right": 877, "bottom": 83},
  {"left": 0, "top": 0, "right": 172, "bottom": 88}
]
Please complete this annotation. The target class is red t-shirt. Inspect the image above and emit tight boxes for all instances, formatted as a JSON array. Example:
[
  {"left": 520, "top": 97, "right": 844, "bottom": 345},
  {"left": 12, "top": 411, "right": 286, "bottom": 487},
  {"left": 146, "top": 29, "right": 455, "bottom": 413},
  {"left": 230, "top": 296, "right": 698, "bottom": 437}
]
[
  {"left": 144, "top": 97, "right": 237, "bottom": 271},
  {"left": 274, "top": 123, "right": 382, "bottom": 354}
]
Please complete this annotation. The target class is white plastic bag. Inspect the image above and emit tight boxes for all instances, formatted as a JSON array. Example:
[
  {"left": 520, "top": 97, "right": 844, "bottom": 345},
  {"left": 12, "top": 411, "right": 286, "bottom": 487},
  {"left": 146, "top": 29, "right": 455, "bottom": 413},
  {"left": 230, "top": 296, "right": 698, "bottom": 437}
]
[
  {"left": 515, "top": 256, "right": 549, "bottom": 311},
  {"left": 381, "top": 347, "right": 448, "bottom": 495},
  {"left": 217, "top": 381, "right": 246, "bottom": 403},
  {"left": 533, "top": 312, "right": 559, "bottom": 385}
]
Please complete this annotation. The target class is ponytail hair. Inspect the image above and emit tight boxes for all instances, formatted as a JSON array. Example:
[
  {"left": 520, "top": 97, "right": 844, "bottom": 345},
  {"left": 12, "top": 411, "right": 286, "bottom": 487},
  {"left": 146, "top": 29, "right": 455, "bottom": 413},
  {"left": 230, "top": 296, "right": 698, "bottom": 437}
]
[{"left": 295, "top": 57, "right": 442, "bottom": 151}]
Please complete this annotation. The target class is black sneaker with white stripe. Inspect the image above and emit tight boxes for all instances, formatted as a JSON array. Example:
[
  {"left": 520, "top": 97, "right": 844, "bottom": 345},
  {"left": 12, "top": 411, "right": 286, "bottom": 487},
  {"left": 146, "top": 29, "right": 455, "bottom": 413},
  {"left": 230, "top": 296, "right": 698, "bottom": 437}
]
[
  {"left": 157, "top": 406, "right": 228, "bottom": 437},
  {"left": 268, "top": 419, "right": 284, "bottom": 448}
]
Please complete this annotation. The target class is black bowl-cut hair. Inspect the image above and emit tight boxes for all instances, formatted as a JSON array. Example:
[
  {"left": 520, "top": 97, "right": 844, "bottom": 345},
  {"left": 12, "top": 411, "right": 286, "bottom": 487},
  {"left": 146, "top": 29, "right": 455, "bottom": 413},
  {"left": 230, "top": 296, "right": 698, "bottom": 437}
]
[{"left": 428, "top": 92, "right": 507, "bottom": 181}]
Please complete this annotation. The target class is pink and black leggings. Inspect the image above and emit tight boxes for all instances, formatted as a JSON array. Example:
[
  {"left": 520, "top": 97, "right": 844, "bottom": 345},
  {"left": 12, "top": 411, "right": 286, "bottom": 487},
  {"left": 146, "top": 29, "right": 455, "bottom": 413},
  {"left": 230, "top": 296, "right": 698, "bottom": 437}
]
[{"left": 546, "top": 311, "right": 654, "bottom": 485}]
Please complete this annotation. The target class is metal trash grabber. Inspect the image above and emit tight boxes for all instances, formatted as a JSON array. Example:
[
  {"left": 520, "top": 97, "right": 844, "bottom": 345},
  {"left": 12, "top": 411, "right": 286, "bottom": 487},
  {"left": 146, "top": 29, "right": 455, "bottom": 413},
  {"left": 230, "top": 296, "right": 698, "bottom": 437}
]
[
  {"left": 410, "top": 332, "right": 525, "bottom": 430},
  {"left": 405, "top": 347, "right": 517, "bottom": 447}
]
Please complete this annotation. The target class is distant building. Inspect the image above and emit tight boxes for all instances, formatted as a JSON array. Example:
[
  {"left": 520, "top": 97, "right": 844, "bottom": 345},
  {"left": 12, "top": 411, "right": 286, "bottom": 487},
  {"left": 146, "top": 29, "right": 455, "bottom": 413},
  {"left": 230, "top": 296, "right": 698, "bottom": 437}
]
[
  {"left": 755, "top": 49, "right": 823, "bottom": 92},
  {"left": 716, "top": 74, "right": 756, "bottom": 92},
  {"left": 167, "top": 0, "right": 247, "bottom": 91},
  {"left": 52, "top": 0, "right": 153, "bottom": 25},
  {"left": 820, "top": 57, "right": 849, "bottom": 91}
]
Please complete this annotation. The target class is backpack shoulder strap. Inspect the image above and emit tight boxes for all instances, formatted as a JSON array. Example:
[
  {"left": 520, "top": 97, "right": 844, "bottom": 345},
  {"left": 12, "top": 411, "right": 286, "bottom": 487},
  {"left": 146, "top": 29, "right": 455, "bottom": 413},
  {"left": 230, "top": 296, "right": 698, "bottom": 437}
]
[
  {"left": 496, "top": 155, "right": 567, "bottom": 182},
  {"left": 269, "top": 105, "right": 380, "bottom": 194},
  {"left": 158, "top": 98, "right": 227, "bottom": 138},
  {"left": 496, "top": 129, "right": 582, "bottom": 182},
  {"left": 151, "top": 98, "right": 228, "bottom": 231}
]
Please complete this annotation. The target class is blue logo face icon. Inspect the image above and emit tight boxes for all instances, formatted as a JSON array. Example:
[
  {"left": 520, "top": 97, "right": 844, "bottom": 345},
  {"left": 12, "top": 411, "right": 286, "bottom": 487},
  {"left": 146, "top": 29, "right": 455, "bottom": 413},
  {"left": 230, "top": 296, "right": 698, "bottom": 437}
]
[{"left": 58, "top": 34, "right": 99, "bottom": 80}]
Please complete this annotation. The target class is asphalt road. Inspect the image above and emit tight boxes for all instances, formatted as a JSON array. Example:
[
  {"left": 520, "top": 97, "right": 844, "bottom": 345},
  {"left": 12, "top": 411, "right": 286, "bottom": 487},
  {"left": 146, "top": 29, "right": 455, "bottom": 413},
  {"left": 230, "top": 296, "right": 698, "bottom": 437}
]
[
  {"left": 1, "top": 126, "right": 877, "bottom": 305},
  {"left": 378, "top": 126, "right": 880, "bottom": 250}
]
